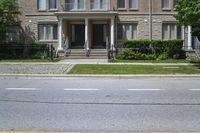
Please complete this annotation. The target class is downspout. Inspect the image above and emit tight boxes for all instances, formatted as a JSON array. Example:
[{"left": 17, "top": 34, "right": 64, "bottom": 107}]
[{"left": 149, "top": 0, "right": 152, "bottom": 41}]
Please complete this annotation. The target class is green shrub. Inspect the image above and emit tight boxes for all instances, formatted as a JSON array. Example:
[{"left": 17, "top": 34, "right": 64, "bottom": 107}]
[
  {"left": 118, "top": 40, "right": 186, "bottom": 60},
  {"left": 117, "top": 49, "right": 157, "bottom": 60}
]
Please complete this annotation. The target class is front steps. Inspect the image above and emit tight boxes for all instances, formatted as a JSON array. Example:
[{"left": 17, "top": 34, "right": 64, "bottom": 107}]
[{"left": 64, "top": 49, "right": 108, "bottom": 59}]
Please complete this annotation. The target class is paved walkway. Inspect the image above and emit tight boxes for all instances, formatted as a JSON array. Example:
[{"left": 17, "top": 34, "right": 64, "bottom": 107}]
[{"left": 0, "top": 59, "right": 198, "bottom": 75}]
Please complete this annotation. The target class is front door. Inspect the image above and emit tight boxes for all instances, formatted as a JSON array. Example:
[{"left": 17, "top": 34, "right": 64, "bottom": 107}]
[
  {"left": 71, "top": 24, "right": 85, "bottom": 49},
  {"left": 92, "top": 24, "right": 106, "bottom": 49}
]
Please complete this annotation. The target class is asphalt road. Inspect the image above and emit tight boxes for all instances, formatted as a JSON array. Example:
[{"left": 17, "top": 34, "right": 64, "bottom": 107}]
[{"left": 0, "top": 77, "right": 200, "bottom": 132}]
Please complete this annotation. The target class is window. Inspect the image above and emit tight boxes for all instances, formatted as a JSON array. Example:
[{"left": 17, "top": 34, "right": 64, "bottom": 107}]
[
  {"left": 14, "top": 0, "right": 19, "bottom": 5},
  {"left": 68, "top": 0, "right": 84, "bottom": 10},
  {"left": 162, "top": 23, "right": 181, "bottom": 40},
  {"left": 173, "top": 0, "right": 177, "bottom": 8},
  {"left": 38, "top": 0, "right": 46, "bottom": 10},
  {"left": 117, "top": 23, "right": 137, "bottom": 40},
  {"left": 91, "top": 0, "right": 107, "bottom": 9},
  {"left": 129, "top": 0, "right": 138, "bottom": 9},
  {"left": 77, "top": 0, "right": 84, "bottom": 9},
  {"left": 49, "top": 0, "right": 57, "bottom": 9},
  {"left": 162, "top": 0, "right": 170, "bottom": 9},
  {"left": 38, "top": 24, "right": 58, "bottom": 41},
  {"left": 6, "top": 26, "right": 21, "bottom": 43},
  {"left": 118, "top": 0, "right": 126, "bottom": 9}
]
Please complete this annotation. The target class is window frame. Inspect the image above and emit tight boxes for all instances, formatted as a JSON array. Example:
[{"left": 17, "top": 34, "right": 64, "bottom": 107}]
[
  {"left": 162, "top": 0, "right": 171, "bottom": 10},
  {"left": 117, "top": 22, "right": 138, "bottom": 40},
  {"left": 38, "top": 0, "right": 47, "bottom": 11},
  {"left": 49, "top": 0, "right": 57, "bottom": 10},
  {"left": 118, "top": 0, "right": 126, "bottom": 10},
  {"left": 162, "top": 23, "right": 182, "bottom": 40},
  {"left": 91, "top": 0, "right": 107, "bottom": 10},
  {"left": 129, "top": 0, "right": 138, "bottom": 10},
  {"left": 38, "top": 23, "right": 58, "bottom": 41}
]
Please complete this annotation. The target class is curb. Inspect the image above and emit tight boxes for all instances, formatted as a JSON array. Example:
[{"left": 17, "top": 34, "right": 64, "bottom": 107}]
[{"left": 1, "top": 74, "right": 200, "bottom": 79}]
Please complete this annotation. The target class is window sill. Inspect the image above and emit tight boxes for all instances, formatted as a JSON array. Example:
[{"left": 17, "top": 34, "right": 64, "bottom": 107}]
[
  {"left": 38, "top": 10, "right": 47, "bottom": 12},
  {"left": 162, "top": 8, "right": 171, "bottom": 11},
  {"left": 39, "top": 40, "right": 58, "bottom": 42},
  {"left": 129, "top": 8, "right": 139, "bottom": 11},
  {"left": 118, "top": 8, "right": 127, "bottom": 11},
  {"left": 49, "top": 9, "right": 58, "bottom": 12}
]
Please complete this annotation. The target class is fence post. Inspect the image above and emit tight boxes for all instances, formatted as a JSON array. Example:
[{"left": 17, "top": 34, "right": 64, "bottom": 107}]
[{"left": 50, "top": 44, "right": 53, "bottom": 60}]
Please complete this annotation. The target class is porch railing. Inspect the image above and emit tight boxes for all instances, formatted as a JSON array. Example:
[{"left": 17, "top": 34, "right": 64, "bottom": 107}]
[
  {"left": 61, "top": 2, "right": 112, "bottom": 12},
  {"left": 193, "top": 36, "right": 200, "bottom": 57},
  {"left": 63, "top": 36, "right": 71, "bottom": 57}
]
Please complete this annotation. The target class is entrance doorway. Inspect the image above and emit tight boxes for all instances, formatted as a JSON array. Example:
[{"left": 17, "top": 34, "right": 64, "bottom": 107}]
[
  {"left": 92, "top": 24, "right": 106, "bottom": 49},
  {"left": 71, "top": 24, "right": 85, "bottom": 49}
]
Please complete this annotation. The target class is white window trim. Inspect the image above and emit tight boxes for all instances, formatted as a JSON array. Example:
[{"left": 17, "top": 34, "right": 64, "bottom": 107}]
[
  {"left": 162, "top": 23, "right": 178, "bottom": 40},
  {"left": 38, "top": 24, "right": 58, "bottom": 41},
  {"left": 117, "top": 22, "right": 138, "bottom": 40},
  {"left": 162, "top": 0, "right": 171, "bottom": 10},
  {"left": 49, "top": 0, "right": 57, "bottom": 10},
  {"left": 38, "top": 0, "right": 47, "bottom": 11},
  {"left": 118, "top": 0, "right": 127, "bottom": 10},
  {"left": 91, "top": 0, "right": 107, "bottom": 10},
  {"left": 129, "top": 0, "right": 138, "bottom": 10}
]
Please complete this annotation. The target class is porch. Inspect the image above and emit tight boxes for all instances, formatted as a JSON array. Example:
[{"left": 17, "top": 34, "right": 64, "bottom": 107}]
[{"left": 55, "top": 12, "right": 117, "bottom": 58}]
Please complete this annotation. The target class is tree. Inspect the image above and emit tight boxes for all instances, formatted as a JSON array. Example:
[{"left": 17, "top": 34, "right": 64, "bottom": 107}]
[
  {"left": 0, "top": 0, "right": 20, "bottom": 41},
  {"left": 174, "top": 0, "right": 200, "bottom": 38}
]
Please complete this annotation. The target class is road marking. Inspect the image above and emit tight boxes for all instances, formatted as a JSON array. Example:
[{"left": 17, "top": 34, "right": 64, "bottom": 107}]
[
  {"left": 128, "top": 89, "right": 162, "bottom": 91},
  {"left": 5, "top": 88, "right": 38, "bottom": 91},
  {"left": 64, "top": 88, "right": 100, "bottom": 91},
  {"left": 190, "top": 89, "right": 200, "bottom": 91}
]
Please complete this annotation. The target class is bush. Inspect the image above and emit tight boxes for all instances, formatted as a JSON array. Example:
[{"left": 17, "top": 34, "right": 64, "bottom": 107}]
[
  {"left": 117, "top": 49, "right": 157, "bottom": 60},
  {"left": 118, "top": 40, "right": 186, "bottom": 60}
]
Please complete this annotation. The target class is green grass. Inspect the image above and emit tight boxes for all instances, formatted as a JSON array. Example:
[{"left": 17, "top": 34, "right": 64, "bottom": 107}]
[
  {"left": 109, "top": 59, "right": 190, "bottom": 63},
  {"left": 0, "top": 58, "right": 62, "bottom": 62},
  {"left": 69, "top": 64, "right": 200, "bottom": 74}
]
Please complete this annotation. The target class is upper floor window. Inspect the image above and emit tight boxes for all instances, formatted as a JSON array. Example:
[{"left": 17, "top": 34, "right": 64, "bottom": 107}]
[
  {"left": 68, "top": 0, "right": 84, "bottom": 10},
  {"left": 118, "top": 0, "right": 126, "bottom": 9},
  {"left": 129, "top": 0, "right": 138, "bottom": 9},
  {"left": 162, "top": 23, "right": 181, "bottom": 40},
  {"left": 162, "top": 0, "right": 170, "bottom": 9},
  {"left": 38, "top": 0, "right": 46, "bottom": 10},
  {"left": 91, "top": 0, "right": 107, "bottom": 9},
  {"left": 49, "top": 0, "right": 57, "bottom": 9}
]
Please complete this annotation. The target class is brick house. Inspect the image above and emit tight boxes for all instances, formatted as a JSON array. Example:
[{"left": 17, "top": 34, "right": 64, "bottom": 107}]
[{"left": 9, "top": 0, "right": 193, "bottom": 58}]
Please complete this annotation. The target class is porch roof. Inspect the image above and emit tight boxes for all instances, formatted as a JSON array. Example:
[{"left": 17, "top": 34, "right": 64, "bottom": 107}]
[{"left": 54, "top": 11, "right": 118, "bottom": 19}]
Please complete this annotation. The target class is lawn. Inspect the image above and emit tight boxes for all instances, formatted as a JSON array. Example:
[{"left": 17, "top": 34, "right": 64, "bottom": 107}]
[
  {"left": 109, "top": 59, "right": 190, "bottom": 63},
  {"left": 0, "top": 58, "right": 62, "bottom": 62},
  {"left": 69, "top": 64, "right": 200, "bottom": 74}
]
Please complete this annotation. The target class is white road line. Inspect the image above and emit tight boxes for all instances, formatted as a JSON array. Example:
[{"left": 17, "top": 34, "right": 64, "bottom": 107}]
[
  {"left": 5, "top": 88, "right": 38, "bottom": 91},
  {"left": 64, "top": 88, "right": 100, "bottom": 91},
  {"left": 190, "top": 89, "right": 200, "bottom": 91},
  {"left": 128, "top": 89, "right": 162, "bottom": 91}
]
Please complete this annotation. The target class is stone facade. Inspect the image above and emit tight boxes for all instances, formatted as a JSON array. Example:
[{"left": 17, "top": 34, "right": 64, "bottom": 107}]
[{"left": 16, "top": 0, "right": 191, "bottom": 50}]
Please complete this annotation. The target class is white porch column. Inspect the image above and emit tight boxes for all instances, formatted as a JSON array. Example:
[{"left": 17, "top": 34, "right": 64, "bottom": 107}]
[
  {"left": 58, "top": 17, "right": 63, "bottom": 51},
  {"left": 188, "top": 25, "right": 192, "bottom": 50},
  {"left": 85, "top": 18, "right": 89, "bottom": 50},
  {"left": 110, "top": 17, "right": 115, "bottom": 50}
]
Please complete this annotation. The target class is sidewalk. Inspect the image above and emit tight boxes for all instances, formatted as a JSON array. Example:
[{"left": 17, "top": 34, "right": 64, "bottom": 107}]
[{"left": 0, "top": 59, "right": 199, "bottom": 78}]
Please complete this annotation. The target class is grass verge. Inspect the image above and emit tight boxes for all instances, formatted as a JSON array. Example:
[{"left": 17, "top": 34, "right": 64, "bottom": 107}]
[
  {"left": 69, "top": 64, "right": 200, "bottom": 74},
  {"left": 0, "top": 58, "right": 62, "bottom": 62},
  {"left": 109, "top": 59, "right": 190, "bottom": 63}
]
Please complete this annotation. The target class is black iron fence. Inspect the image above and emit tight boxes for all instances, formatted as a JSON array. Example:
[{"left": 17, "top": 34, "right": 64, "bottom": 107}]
[{"left": 0, "top": 43, "right": 56, "bottom": 59}]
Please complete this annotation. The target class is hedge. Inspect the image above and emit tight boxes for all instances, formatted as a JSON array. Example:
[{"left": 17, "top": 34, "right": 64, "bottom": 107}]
[
  {"left": 0, "top": 43, "right": 49, "bottom": 59},
  {"left": 117, "top": 40, "right": 186, "bottom": 60}
]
